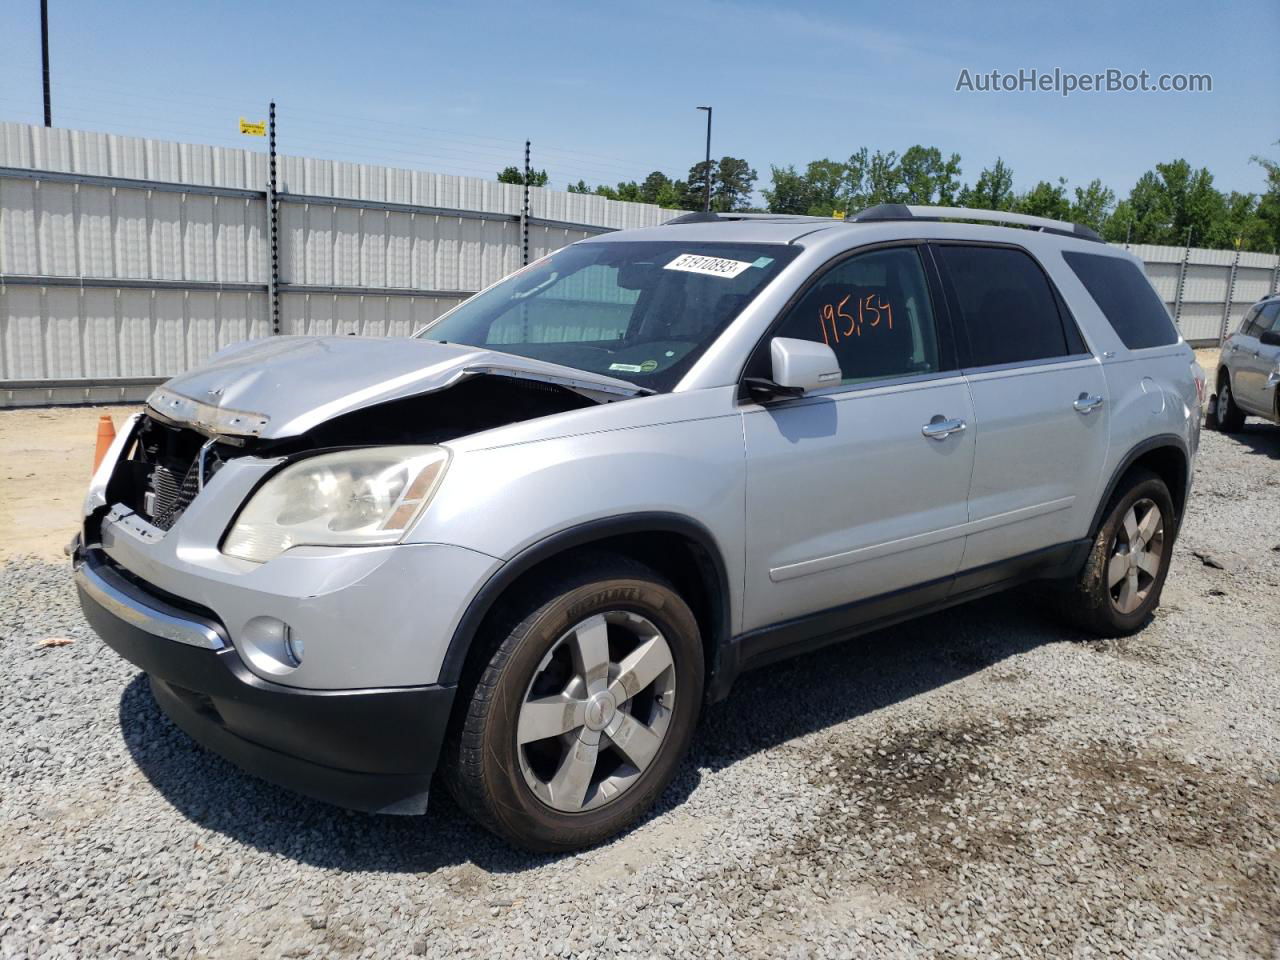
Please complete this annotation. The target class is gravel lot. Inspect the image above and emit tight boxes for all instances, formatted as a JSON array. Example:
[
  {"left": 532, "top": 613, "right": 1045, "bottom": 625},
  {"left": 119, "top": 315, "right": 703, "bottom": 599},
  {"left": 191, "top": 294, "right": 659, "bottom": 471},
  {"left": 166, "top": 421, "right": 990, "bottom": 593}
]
[{"left": 2, "top": 421, "right": 1278, "bottom": 959}]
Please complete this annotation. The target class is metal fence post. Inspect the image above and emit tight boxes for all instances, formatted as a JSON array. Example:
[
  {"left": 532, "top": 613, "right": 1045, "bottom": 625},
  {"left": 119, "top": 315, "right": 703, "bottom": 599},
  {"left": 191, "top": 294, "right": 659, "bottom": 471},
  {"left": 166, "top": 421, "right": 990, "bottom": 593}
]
[
  {"left": 1270, "top": 249, "right": 1279, "bottom": 297},
  {"left": 1219, "top": 246, "right": 1241, "bottom": 343},
  {"left": 522, "top": 140, "right": 531, "bottom": 267},
  {"left": 267, "top": 102, "right": 280, "bottom": 335},
  {"left": 1172, "top": 243, "right": 1190, "bottom": 333}
]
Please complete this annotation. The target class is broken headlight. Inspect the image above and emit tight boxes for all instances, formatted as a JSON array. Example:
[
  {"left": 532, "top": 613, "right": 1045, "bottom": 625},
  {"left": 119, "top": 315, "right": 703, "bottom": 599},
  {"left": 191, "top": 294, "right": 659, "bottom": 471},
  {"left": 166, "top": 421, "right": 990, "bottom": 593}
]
[{"left": 223, "top": 446, "right": 450, "bottom": 563}]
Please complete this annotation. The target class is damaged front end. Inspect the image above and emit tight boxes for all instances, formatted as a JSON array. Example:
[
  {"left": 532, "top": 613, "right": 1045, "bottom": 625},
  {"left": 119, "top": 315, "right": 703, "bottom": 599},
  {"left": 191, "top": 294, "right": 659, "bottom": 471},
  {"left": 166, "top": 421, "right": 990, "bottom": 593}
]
[{"left": 82, "top": 336, "right": 649, "bottom": 551}]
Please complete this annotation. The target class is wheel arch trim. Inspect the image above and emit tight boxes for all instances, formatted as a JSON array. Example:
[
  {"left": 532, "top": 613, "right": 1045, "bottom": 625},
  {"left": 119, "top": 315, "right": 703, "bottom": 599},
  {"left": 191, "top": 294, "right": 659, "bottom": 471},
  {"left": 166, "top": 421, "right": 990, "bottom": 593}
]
[
  {"left": 1088, "top": 434, "right": 1190, "bottom": 539},
  {"left": 436, "top": 512, "right": 733, "bottom": 688}
]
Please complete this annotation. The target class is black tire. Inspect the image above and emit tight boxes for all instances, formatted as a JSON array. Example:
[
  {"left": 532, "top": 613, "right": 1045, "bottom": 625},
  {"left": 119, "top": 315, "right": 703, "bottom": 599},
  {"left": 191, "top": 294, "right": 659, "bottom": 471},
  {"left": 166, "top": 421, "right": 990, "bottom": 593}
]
[
  {"left": 443, "top": 553, "right": 704, "bottom": 853},
  {"left": 1062, "top": 468, "right": 1176, "bottom": 638},
  {"left": 1208, "top": 374, "right": 1245, "bottom": 432}
]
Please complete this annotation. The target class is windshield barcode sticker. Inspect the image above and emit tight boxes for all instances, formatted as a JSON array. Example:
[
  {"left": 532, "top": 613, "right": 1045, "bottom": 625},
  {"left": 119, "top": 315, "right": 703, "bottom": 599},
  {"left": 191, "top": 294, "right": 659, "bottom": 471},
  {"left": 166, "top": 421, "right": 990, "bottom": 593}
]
[{"left": 664, "top": 253, "right": 753, "bottom": 279}]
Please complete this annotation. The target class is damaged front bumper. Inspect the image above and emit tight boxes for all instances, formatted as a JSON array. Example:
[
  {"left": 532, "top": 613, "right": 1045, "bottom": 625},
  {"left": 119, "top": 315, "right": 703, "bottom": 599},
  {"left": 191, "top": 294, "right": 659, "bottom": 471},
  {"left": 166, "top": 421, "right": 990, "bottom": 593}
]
[{"left": 74, "top": 544, "right": 456, "bottom": 814}]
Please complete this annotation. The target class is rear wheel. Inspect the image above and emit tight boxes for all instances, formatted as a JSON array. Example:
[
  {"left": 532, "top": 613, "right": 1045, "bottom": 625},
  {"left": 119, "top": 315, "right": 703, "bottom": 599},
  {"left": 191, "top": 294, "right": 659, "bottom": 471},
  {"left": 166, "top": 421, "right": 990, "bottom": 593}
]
[
  {"left": 1208, "top": 376, "right": 1245, "bottom": 432},
  {"left": 1062, "top": 469, "right": 1176, "bottom": 637},
  {"left": 444, "top": 556, "right": 703, "bottom": 852}
]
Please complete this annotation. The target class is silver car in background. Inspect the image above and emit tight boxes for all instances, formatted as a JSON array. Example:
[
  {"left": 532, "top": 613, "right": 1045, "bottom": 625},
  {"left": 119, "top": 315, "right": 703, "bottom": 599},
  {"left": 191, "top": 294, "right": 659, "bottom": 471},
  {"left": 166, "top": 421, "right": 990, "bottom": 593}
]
[
  {"left": 1206, "top": 292, "right": 1280, "bottom": 430},
  {"left": 74, "top": 204, "right": 1203, "bottom": 851}
]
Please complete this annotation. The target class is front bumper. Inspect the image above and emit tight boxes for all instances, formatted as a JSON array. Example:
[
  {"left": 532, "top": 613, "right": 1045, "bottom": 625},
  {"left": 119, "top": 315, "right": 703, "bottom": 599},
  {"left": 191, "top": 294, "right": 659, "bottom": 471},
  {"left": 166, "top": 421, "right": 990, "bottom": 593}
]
[{"left": 75, "top": 547, "right": 455, "bottom": 814}]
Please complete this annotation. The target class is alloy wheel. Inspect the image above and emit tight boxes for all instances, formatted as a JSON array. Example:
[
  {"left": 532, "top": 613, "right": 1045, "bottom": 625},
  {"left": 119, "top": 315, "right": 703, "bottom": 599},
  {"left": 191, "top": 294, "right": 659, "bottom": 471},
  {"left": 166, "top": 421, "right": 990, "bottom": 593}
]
[
  {"left": 1107, "top": 497, "right": 1165, "bottom": 615},
  {"left": 516, "top": 611, "right": 676, "bottom": 812}
]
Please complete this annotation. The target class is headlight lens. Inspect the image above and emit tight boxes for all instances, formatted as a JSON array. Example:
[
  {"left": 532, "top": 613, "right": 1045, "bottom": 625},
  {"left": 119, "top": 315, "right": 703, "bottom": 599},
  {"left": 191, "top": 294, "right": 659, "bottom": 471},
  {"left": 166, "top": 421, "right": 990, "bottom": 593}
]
[{"left": 223, "top": 446, "right": 449, "bottom": 563}]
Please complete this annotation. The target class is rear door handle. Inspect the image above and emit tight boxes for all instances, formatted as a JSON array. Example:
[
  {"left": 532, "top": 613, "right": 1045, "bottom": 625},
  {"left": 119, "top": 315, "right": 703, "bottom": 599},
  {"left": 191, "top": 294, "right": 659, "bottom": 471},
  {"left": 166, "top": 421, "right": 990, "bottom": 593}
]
[
  {"left": 922, "top": 416, "right": 967, "bottom": 440},
  {"left": 1073, "top": 393, "right": 1105, "bottom": 414}
]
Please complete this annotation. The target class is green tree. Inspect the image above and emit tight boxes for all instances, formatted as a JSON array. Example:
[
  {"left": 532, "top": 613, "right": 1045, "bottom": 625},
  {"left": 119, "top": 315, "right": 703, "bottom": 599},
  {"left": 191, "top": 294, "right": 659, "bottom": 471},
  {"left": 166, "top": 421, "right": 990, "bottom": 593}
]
[
  {"left": 1102, "top": 159, "right": 1229, "bottom": 247},
  {"left": 1016, "top": 178, "right": 1072, "bottom": 220},
  {"left": 687, "top": 157, "right": 757, "bottom": 212},
  {"left": 714, "top": 156, "right": 758, "bottom": 212},
  {"left": 958, "top": 158, "right": 1015, "bottom": 211},
  {"left": 764, "top": 165, "right": 816, "bottom": 214},
  {"left": 497, "top": 165, "right": 548, "bottom": 187},
  {"left": 1244, "top": 144, "right": 1280, "bottom": 252},
  {"left": 851, "top": 148, "right": 907, "bottom": 207},
  {"left": 897, "top": 145, "right": 962, "bottom": 204},
  {"left": 800, "top": 158, "right": 849, "bottom": 215},
  {"left": 656, "top": 179, "right": 693, "bottom": 210},
  {"left": 687, "top": 160, "right": 714, "bottom": 210},
  {"left": 639, "top": 171, "right": 672, "bottom": 205},
  {"left": 1069, "top": 179, "right": 1115, "bottom": 233}
]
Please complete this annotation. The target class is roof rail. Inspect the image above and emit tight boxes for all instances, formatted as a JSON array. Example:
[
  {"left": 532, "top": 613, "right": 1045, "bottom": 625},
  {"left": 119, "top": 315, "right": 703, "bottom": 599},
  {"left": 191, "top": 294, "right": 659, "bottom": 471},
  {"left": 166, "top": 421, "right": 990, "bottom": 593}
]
[
  {"left": 850, "top": 203, "right": 1103, "bottom": 242},
  {"left": 663, "top": 211, "right": 837, "bottom": 225},
  {"left": 664, "top": 211, "right": 721, "bottom": 224}
]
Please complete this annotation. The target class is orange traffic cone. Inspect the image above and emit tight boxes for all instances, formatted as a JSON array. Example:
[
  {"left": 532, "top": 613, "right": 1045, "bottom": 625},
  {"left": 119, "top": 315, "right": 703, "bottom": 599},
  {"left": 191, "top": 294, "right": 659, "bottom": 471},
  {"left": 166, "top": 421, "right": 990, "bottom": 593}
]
[{"left": 93, "top": 415, "right": 116, "bottom": 472}]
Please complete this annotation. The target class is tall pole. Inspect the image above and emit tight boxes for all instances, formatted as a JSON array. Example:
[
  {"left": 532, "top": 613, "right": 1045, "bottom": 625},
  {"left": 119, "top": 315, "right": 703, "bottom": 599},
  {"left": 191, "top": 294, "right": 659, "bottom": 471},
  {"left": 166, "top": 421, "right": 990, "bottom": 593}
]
[
  {"left": 697, "top": 106, "right": 712, "bottom": 213},
  {"left": 268, "top": 101, "right": 280, "bottom": 335},
  {"left": 522, "top": 139, "right": 531, "bottom": 267},
  {"left": 40, "top": 0, "right": 52, "bottom": 126}
]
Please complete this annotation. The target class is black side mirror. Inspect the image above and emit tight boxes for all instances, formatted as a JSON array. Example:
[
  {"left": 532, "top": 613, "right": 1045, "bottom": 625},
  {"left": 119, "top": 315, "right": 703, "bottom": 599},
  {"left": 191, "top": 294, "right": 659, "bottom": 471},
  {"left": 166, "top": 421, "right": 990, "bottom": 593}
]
[{"left": 1260, "top": 329, "right": 1280, "bottom": 347}]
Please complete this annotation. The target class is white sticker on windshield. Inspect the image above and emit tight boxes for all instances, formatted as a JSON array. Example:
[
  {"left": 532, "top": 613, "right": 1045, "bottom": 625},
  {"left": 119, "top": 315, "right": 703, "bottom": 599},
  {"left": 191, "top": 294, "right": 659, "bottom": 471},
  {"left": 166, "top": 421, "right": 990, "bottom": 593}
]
[{"left": 664, "top": 253, "right": 753, "bottom": 279}]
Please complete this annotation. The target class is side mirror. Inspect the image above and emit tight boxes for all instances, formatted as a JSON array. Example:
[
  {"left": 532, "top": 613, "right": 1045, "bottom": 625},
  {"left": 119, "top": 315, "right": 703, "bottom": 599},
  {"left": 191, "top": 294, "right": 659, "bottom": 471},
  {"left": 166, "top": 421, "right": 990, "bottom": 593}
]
[
  {"left": 1260, "top": 329, "right": 1280, "bottom": 347},
  {"left": 743, "top": 338, "right": 842, "bottom": 402},
  {"left": 771, "top": 338, "right": 841, "bottom": 392}
]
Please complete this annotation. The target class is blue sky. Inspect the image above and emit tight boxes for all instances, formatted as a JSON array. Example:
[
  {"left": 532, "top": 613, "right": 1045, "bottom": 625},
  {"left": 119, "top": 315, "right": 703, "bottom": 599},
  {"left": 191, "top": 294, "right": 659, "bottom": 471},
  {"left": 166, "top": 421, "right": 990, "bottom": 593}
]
[{"left": 2, "top": 0, "right": 1277, "bottom": 202}]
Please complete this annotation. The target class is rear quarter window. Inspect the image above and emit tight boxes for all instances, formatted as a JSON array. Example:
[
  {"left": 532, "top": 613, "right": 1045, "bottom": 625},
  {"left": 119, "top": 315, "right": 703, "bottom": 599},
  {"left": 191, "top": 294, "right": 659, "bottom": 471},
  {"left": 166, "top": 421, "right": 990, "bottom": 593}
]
[{"left": 1062, "top": 251, "right": 1179, "bottom": 350}]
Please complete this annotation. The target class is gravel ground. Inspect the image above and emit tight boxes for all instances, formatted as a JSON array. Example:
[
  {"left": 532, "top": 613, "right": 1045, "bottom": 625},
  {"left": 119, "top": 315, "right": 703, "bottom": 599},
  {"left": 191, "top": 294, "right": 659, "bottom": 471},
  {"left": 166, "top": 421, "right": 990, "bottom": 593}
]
[{"left": 2, "top": 423, "right": 1278, "bottom": 960}]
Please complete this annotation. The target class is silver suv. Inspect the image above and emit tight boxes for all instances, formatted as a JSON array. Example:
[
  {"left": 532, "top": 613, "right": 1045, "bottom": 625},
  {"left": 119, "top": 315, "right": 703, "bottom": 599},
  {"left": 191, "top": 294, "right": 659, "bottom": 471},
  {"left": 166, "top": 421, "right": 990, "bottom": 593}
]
[
  {"left": 1206, "top": 293, "right": 1280, "bottom": 431},
  {"left": 74, "top": 204, "right": 1204, "bottom": 851}
]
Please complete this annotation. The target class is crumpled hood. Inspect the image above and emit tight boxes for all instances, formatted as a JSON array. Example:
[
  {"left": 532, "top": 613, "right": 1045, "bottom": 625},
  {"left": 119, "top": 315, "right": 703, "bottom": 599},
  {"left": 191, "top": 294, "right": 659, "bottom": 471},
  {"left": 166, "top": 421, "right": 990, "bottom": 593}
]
[{"left": 147, "top": 336, "right": 648, "bottom": 439}]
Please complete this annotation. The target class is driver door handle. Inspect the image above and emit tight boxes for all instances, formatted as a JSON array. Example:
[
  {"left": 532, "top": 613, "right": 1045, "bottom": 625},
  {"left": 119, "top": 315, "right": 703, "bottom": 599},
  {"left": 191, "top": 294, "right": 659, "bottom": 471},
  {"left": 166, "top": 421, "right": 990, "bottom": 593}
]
[
  {"left": 921, "top": 416, "right": 967, "bottom": 440},
  {"left": 1073, "top": 393, "right": 1105, "bottom": 414}
]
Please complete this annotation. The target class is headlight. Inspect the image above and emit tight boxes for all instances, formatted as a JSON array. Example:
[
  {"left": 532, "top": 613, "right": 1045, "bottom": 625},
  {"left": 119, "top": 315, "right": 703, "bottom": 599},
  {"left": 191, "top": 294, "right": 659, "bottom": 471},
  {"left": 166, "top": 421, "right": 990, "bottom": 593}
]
[{"left": 223, "top": 446, "right": 449, "bottom": 563}]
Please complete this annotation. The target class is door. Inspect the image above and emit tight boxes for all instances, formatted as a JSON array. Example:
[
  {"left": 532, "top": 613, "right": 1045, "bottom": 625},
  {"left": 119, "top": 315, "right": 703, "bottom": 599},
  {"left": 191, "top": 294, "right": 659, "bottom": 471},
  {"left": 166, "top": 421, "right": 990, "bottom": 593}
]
[
  {"left": 1233, "top": 301, "right": 1280, "bottom": 414},
  {"left": 932, "top": 243, "right": 1110, "bottom": 572},
  {"left": 741, "top": 244, "right": 975, "bottom": 633}
]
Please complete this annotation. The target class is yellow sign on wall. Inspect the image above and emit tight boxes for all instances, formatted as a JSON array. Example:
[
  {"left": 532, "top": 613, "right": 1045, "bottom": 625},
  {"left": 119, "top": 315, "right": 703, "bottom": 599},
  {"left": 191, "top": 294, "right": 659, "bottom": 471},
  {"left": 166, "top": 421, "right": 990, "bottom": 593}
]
[
  {"left": 239, "top": 117, "right": 266, "bottom": 137},
  {"left": 831, "top": 210, "right": 846, "bottom": 220}
]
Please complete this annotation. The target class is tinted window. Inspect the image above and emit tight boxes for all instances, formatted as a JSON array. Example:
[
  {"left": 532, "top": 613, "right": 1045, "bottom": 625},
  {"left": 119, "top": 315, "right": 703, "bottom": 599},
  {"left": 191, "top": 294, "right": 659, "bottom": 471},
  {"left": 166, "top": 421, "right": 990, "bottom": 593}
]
[
  {"left": 771, "top": 247, "right": 940, "bottom": 384},
  {"left": 1239, "top": 305, "right": 1263, "bottom": 337},
  {"left": 1258, "top": 302, "right": 1280, "bottom": 334},
  {"left": 1062, "top": 251, "right": 1179, "bottom": 349},
  {"left": 935, "top": 245, "right": 1072, "bottom": 367}
]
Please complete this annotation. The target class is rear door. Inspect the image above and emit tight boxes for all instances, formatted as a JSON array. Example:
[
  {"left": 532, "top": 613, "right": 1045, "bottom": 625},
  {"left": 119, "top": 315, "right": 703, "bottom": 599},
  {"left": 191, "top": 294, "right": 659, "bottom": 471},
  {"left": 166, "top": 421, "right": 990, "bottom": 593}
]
[
  {"left": 1233, "top": 301, "right": 1280, "bottom": 414},
  {"left": 740, "top": 243, "right": 975, "bottom": 632},
  {"left": 932, "top": 242, "right": 1110, "bottom": 573}
]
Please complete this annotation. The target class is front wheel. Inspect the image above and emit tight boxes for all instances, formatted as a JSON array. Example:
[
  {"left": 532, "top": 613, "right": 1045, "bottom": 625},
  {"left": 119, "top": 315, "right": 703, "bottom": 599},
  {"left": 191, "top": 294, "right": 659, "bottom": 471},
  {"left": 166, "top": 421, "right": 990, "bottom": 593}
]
[
  {"left": 1062, "top": 468, "right": 1176, "bottom": 637},
  {"left": 444, "top": 555, "right": 704, "bottom": 852}
]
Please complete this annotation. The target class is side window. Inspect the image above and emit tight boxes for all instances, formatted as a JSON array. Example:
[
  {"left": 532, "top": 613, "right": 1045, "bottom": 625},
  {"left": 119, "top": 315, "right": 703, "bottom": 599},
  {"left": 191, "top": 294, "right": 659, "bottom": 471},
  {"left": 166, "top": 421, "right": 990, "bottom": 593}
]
[
  {"left": 1238, "top": 305, "right": 1262, "bottom": 337},
  {"left": 1244, "top": 302, "right": 1280, "bottom": 337},
  {"left": 770, "top": 247, "right": 941, "bottom": 384},
  {"left": 1062, "top": 251, "right": 1178, "bottom": 349},
  {"left": 935, "top": 245, "right": 1073, "bottom": 367}
]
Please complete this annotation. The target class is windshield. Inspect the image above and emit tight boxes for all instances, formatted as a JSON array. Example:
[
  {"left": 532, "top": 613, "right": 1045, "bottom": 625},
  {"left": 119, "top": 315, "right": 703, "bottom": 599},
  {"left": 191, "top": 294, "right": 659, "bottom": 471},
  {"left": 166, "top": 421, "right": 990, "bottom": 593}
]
[{"left": 415, "top": 240, "right": 799, "bottom": 392}]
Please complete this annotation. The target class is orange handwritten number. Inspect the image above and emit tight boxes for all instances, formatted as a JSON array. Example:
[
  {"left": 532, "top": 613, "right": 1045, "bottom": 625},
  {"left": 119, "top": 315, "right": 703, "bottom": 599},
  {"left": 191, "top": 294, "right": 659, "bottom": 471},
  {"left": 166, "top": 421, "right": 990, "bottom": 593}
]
[
  {"left": 819, "top": 303, "right": 838, "bottom": 344},
  {"left": 837, "top": 294, "right": 855, "bottom": 337},
  {"left": 820, "top": 293, "right": 894, "bottom": 341}
]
